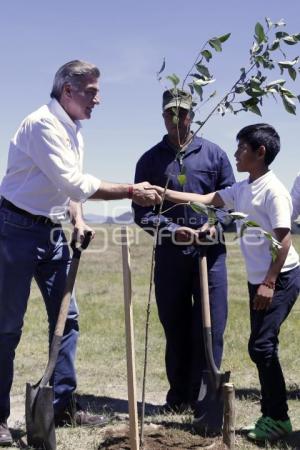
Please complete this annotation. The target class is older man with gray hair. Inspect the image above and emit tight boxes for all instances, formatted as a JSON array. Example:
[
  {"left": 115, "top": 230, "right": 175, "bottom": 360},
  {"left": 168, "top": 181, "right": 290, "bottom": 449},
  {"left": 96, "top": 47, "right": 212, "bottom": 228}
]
[{"left": 0, "top": 60, "right": 161, "bottom": 446}]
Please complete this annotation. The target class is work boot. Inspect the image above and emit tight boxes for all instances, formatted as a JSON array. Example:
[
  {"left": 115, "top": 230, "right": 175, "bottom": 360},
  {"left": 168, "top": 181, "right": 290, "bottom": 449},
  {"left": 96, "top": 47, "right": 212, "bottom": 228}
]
[{"left": 0, "top": 421, "right": 13, "bottom": 446}]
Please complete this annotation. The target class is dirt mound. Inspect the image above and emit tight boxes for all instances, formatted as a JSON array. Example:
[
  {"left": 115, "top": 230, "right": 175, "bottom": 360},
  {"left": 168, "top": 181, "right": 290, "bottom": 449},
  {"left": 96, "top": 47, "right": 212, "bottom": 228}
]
[{"left": 99, "top": 424, "right": 224, "bottom": 449}]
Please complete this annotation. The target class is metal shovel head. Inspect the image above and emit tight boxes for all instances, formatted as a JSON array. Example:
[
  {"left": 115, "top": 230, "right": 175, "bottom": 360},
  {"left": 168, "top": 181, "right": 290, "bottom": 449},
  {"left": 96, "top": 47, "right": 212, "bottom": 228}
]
[{"left": 25, "top": 382, "right": 56, "bottom": 450}]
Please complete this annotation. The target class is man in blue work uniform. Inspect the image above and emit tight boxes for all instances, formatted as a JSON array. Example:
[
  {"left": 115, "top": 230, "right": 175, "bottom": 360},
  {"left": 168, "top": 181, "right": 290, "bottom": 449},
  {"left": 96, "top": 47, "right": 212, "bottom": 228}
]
[{"left": 133, "top": 88, "right": 235, "bottom": 432}]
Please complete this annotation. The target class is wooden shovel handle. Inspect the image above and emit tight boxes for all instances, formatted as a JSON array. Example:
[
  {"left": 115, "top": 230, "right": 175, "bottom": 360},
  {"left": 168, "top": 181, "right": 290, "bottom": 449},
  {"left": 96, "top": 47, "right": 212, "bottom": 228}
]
[
  {"left": 40, "top": 232, "right": 92, "bottom": 387},
  {"left": 199, "top": 254, "right": 211, "bottom": 328},
  {"left": 121, "top": 227, "right": 139, "bottom": 450}
]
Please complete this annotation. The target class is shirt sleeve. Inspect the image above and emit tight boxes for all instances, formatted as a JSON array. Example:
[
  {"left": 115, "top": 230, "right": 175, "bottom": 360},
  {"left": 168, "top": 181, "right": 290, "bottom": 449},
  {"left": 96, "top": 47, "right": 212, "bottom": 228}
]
[
  {"left": 291, "top": 173, "right": 300, "bottom": 221},
  {"left": 132, "top": 153, "right": 180, "bottom": 235},
  {"left": 217, "top": 184, "right": 236, "bottom": 210},
  {"left": 266, "top": 194, "right": 292, "bottom": 230},
  {"left": 19, "top": 117, "right": 101, "bottom": 202}
]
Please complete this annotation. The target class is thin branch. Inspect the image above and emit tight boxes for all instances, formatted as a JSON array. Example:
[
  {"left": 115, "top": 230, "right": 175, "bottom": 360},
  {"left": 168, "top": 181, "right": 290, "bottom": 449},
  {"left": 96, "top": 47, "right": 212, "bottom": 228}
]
[{"left": 161, "top": 202, "right": 191, "bottom": 215}]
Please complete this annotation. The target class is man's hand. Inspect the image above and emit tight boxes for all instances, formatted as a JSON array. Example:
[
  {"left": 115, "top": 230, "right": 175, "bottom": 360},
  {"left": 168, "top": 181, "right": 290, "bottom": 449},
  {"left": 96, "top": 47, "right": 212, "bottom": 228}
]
[
  {"left": 253, "top": 284, "right": 274, "bottom": 310},
  {"left": 198, "top": 222, "right": 217, "bottom": 240},
  {"left": 174, "top": 226, "right": 199, "bottom": 243},
  {"left": 132, "top": 182, "right": 162, "bottom": 206},
  {"left": 72, "top": 220, "right": 95, "bottom": 244}
]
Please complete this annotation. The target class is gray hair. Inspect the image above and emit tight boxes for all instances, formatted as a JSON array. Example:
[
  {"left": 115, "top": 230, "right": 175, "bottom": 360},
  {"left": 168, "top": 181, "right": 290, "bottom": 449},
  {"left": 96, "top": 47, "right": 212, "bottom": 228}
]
[{"left": 50, "top": 60, "right": 100, "bottom": 100}]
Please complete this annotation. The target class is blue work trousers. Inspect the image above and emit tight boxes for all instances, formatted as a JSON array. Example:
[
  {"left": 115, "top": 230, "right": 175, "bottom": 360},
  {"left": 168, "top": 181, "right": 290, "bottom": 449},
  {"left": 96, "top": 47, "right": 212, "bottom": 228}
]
[
  {"left": 154, "top": 243, "right": 227, "bottom": 408},
  {"left": 248, "top": 266, "right": 300, "bottom": 420},
  {"left": 0, "top": 205, "right": 79, "bottom": 421}
]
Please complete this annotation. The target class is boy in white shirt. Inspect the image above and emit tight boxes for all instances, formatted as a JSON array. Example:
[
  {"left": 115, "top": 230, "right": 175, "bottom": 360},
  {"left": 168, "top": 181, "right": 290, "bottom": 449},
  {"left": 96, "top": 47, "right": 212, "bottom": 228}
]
[{"left": 155, "top": 123, "right": 300, "bottom": 442}]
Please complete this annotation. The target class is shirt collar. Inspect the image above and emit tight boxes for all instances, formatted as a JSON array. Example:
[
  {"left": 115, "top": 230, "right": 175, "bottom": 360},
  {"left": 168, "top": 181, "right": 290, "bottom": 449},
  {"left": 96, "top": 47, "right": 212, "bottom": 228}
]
[{"left": 48, "top": 98, "right": 82, "bottom": 134}]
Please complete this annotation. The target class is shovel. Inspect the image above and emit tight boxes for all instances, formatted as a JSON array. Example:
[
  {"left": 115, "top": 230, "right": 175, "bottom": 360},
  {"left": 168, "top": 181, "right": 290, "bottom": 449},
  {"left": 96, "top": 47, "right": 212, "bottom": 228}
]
[
  {"left": 25, "top": 231, "right": 92, "bottom": 450},
  {"left": 194, "top": 232, "right": 230, "bottom": 433}
]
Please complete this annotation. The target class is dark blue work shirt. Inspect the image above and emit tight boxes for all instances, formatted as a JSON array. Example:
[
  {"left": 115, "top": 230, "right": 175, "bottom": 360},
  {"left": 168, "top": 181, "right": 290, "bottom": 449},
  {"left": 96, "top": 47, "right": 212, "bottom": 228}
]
[{"left": 133, "top": 134, "right": 235, "bottom": 238}]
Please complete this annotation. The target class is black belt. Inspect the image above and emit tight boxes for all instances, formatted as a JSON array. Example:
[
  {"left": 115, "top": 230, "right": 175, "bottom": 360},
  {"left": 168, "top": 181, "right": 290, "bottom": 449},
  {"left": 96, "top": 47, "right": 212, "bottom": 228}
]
[{"left": 0, "top": 198, "right": 55, "bottom": 225}]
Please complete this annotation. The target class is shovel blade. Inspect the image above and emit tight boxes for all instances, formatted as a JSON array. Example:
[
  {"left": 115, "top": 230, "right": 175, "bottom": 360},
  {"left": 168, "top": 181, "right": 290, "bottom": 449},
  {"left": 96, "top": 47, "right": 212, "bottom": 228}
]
[
  {"left": 195, "top": 370, "right": 223, "bottom": 433},
  {"left": 25, "top": 383, "right": 56, "bottom": 450}
]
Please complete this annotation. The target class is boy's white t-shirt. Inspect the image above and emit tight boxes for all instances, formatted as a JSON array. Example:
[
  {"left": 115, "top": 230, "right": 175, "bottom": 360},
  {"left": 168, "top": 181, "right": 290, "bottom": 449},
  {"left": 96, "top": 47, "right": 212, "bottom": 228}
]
[{"left": 218, "top": 170, "right": 299, "bottom": 284}]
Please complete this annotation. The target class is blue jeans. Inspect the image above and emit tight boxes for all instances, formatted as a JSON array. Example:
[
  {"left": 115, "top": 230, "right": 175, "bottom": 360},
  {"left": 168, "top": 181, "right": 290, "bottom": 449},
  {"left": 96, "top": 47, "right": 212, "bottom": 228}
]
[
  {"left": 154, "top": 242, "right": 227, "bottom": 418},
  {"left": 0, "top": 204, "right": 79, "bottom": 421},
  {"left": 248, "top": 266, "right": 300, "bottom": 420}
]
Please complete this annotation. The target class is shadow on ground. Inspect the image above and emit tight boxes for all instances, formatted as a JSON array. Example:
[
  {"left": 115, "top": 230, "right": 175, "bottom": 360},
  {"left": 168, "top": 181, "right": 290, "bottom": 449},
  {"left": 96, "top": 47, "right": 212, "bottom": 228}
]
[
  {"left": 76, "top": 393, "right": 168, "bottom": 416},
  {"left": 235, "top": 387, "right": 300, "bottom": 401}
]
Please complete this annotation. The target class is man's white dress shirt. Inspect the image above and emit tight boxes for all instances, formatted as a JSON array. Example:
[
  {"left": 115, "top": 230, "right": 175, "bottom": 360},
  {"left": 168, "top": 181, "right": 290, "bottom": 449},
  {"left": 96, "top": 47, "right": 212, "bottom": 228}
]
[{"left": 0, "top": 99, "right": 101, "bottom": 220}]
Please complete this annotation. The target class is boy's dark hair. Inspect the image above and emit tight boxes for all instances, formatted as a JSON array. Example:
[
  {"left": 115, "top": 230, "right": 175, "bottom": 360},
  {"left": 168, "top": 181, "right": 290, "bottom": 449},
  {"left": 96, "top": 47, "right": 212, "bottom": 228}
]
[{"left": 236, "top": 123, "right": 280, "bottom": 165}]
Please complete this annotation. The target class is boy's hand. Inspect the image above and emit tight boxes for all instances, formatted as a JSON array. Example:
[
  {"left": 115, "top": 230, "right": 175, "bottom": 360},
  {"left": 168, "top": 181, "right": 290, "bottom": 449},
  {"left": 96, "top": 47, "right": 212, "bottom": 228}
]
[{"left": 253, "top": 284, "right": 274, "bottom": 310}]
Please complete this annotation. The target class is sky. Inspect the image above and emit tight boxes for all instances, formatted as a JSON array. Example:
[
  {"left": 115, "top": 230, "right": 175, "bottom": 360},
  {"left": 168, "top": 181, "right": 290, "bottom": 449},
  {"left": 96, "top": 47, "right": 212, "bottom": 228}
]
[{"left": 1, "top": 1, "right": 299, "bottom": 217}]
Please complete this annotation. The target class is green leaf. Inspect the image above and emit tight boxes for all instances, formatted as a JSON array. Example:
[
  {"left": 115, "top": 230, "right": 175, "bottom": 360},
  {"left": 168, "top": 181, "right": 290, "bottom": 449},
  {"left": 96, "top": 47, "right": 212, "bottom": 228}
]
[
  {"left": 171, "top": 110, "right": 179, "bottom": 124},
  {"left": 218, "top": 32, "right": 231, "bottom": 43},
  {"left": 274, "top": 19, "right": 286, "bottom": 28},
  {"left": 288, "top": 67, "right": 297, "bottom": 80},
  {"left": 282, "top": 95, "right": 296, "bottom": 114},
  {"left": 201, "top": 50, "right": 212, "bottom": 62},
  {"left": 190, "top": 202, "right": 209, "bottom": 216},
  {"left": 177, "top": 174, "right": 187, "bottom": 186},
  {"left": 268, "top": 39, "right": 280, "bottom": 51},
  {"left": 207, "top": 208, "right": 217, "bottom": 225},
  {"left": 209, "top": 38, "right": 222, "bottom": 52},
  {"left": 193, "top": 78, "right": 216, "bottom": 86},
  {"left": 278, "top": 58, "right": 299, "bottom": 68},
  {"left": 247, "top": 87, "right": 266, "bottom": 97},
  {"left": 218, "top": 104, "right": 226, "bottom": 116},
  {"left": 251, "top": 42, "right": 262, "bottom": 54},
  {"left": 229, "top": 212, "right": 248, "bottom": 220},
  {"left": 283, "top": 35, "right": 298, "bottom": 45},
  {"left": 265, "top": 79, "right": 286, "bottom": 88},
  {"left": 265, "top": 17, "right": 273, "bottom": 30},
  {"left": 166, "top": 73, "right": 180, "bottom": 87},
  {"left": 280, "top": 87, "right": 296, "bottom": 98},
  {"left": 193, "top": 83, "right": 203, "bottom": 100},
  {"left": 271, "top": 244, "right": 278, "bottom": 262},
  {"left": 238, "top": 223, "right": 248, "bottom": 239},
  {"left": 245, "top": 220, "right": 260, "bottom": 227},
  {"left": 275, "top": 31, "right": 289, "bottom": 39},
  {"left": 235, "top": 86, "right": 245, "bottom": 94},
  {"left": 255, "top": 22, "right": 266, "bottom": 44},
  {"left": 157, "top": 57, "right": 166, "bottom": 75},
  {"left": 247, "top": 104, "right": 262, "bottom": 115},
  {"left": 196, "top": 63, "right": 211, "bottom": 78}
]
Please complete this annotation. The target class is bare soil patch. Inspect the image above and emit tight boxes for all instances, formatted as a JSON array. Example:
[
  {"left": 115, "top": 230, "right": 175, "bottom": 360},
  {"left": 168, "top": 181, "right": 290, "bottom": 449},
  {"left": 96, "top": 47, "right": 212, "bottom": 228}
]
[{"left": 99, "top": 424, "right": 224, "bottom": 450}]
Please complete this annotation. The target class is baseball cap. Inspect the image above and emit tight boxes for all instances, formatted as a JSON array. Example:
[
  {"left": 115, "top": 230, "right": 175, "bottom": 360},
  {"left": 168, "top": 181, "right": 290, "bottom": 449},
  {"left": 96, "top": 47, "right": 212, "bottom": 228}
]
[{"left": 162, "top": 88, "right": 193, "bottom": 111}]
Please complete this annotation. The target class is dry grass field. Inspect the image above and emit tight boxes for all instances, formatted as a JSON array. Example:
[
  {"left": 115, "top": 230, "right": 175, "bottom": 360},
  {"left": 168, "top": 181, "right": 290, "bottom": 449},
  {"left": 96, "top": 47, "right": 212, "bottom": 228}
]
[{"left": 6, "top": 225, "right": 300, "bottom": 449}]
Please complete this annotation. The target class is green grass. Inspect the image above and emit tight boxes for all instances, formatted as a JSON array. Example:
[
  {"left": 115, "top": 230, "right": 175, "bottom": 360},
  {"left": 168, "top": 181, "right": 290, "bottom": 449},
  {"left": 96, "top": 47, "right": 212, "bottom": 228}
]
[{"left": 8, "top": 225, "right": 300, "bottom": 449}]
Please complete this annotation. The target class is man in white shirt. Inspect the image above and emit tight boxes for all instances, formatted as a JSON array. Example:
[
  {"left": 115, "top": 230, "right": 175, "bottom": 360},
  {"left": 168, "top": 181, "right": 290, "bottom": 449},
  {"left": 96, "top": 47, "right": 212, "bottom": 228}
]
[{"left": 0, "top": 60, "right": 161, "bottom": 446}]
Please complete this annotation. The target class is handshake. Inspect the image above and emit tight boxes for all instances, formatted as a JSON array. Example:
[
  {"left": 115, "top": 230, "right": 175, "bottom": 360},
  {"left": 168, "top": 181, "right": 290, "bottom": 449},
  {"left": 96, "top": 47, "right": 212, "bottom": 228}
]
[{"left": 131, "top": 182, "right": 164, "bottom": 207}]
